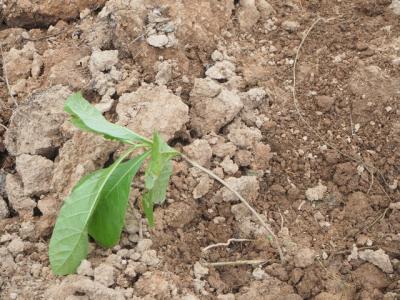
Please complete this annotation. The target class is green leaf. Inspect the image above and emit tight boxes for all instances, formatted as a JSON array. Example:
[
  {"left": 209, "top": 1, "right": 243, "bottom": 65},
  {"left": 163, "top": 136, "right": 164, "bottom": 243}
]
[
  {"left": 146, "top": 159, "right": 173, "bottom": 204},
  {"left": 142, "top": 160, "right": 173, "bottom": 227},
  {"left": 142, "top": 133, "right": 178, "bottom": 226},
  {"left": 88, "top": 151, "right": 149, "bottom": 248},
  {"left": 144, "top": 132, "right": 179, "bottom": 190},
  {"left": 64, "top": 92, "right": 151, "bottom": 145},
  {"left": 49, "top": 147, "right": 136, "bottom": 275},
  {"left": 142, "top": 193, "right": 155, "bottom": 227}
]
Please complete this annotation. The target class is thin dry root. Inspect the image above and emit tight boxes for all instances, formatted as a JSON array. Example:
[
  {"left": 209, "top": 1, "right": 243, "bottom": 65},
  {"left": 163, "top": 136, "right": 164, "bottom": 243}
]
[
  {"left": 202, "top": 238, "right": 253, "bottom": 252},
  {"left": 202, "top": 259, "right": 267, "bottom": 267},
  {"left": 181, "top": 154, "right": 285, "bottom": 263}
]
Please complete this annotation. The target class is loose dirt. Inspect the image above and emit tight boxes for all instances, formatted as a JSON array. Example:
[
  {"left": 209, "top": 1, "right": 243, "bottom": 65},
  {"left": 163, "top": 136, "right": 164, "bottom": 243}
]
[{"left": 1, "top": 0, "right": 400, "bottom": 299}]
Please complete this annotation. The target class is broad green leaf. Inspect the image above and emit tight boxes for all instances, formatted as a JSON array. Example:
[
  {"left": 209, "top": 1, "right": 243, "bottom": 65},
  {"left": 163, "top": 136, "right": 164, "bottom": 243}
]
[
  {"left": 65, "top": 92, "right": 151, "bottom": 145},
  {"left": 144, "top": 132, "right": 179, "bottom": 190},
  {"left": 143, "top": 133, "right": 178, "bottom": 226},
  {"left": 88, "top": 151, "right": 149, "bottom": 247},
  {"left": 142, "top": 160, "right": 173, "bottom": 227},
  {"left": 49, "top": 148, "right": 135, "bottom": 275},
  {"left": 146, "top": 159, "right": 173, "bottom": 204}
]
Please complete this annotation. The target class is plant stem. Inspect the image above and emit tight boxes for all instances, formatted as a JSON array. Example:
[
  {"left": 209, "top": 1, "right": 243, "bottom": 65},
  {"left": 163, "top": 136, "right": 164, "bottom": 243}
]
[{"left": 181, "top": 154, "right": 285, "bottom": 263}]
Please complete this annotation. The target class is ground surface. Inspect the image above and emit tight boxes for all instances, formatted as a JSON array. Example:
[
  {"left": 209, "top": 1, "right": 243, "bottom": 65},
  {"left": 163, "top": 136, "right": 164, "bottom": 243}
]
[{"left": 1, "top": 0, "right": 400, "bottom": 299}]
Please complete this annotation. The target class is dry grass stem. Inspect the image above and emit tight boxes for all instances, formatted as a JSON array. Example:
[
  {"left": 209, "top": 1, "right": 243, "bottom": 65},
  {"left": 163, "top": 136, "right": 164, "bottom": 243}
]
[
  {"left": 182, "top": 154, "right": 285, "bottom": 263},
  {"left": 202, "top": 238, "right": 253, "bottom": 252}
]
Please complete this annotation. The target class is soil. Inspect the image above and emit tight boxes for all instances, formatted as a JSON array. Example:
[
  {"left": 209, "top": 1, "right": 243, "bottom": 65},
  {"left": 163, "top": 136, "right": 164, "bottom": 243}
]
[{"left": 1, "top": 0, "right": 400, "bottom": 299}]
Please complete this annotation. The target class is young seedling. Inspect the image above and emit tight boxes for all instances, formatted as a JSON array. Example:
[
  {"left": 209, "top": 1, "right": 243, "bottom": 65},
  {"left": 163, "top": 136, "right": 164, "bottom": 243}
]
[{"left": 49, "top": 92, "right": 283, "bottom": 275}]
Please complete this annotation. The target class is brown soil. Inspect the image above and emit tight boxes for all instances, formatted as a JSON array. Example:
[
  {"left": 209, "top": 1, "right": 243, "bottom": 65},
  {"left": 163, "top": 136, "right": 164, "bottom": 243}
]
[{"left": 1, "top": 0, "right": 399, "bottom": 299}]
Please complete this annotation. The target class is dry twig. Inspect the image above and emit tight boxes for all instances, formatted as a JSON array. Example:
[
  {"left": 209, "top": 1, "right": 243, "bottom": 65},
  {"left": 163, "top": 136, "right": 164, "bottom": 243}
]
[
  {"left": 202, "top": 259, "right": 267, "bottom": 267},
  {"left": 182, "top": 154, "right": 285, "bottom": 263},
  {"left": 202, "top": 238, "right": 253, "bottom": 252},
  {"left": 362, "top": 207, "right": 390, "bottom": 232}
]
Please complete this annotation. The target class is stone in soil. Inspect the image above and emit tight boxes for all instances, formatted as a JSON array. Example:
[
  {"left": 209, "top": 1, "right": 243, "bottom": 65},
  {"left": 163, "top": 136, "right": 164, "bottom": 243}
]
[
  {"left": 211, "top": 50, "right": 224, "bottom": 62},
  {"left": 89, "top": 50, "right": 119, "bottom": 74},
  {"left": 190, "top": 80, "right": 243, "bottom": 133},
  {"left": 136, "top": 239, "right": 153, "bottom": 253},
  {"left": 227, "top": 121, "right": 262, "bottom": 149},
  {"left": 16, "top": 154, "right": 53, "bottom": 197},
  {"left": 19, "top": 221, "right": 35, "bottom": 240},
  {"left": 36, "top": 195, "right": 58, "bottom": 217},
  {"left": 3, "top": 0, "right": 106, "bottom": 27},
  {"left": 0, "top": 196, "right": 9, "bottom": 219},
  {"left": 282, "top": 20, "right": 300, "bottom": 32},
  {"left": 205, "top": 60, "right": 236, "bottom": 81},
  {"left": 237, "top": 0, "right": 261, "bottom": 32},
  {"left": 141, "top": 250, "right": 160, "bottom": 266},
  {"left": 155, "top": 60, "right": 173, "bottom": 85},
  {"left": 94, "top": 263, "right": 115, "bottom": 287},
  {"left": 217, "top": 176, "right": 259, "bottom": 203},
  {"left": 359, "top": 249, "right": 393, "bottom": 273},
  {"left": 5, "top": 85, "right": 71, "bottom": 156},
  {"left": 389, "top": 202, "right": 400, "bottom": 210},
  {"left": 231, "top": 203, "right": 253, "bottom": 221},
  {"left": 190, "top": 78, "right": 222, "bottom": 98},
  {"left": 235, "top": 150, "right": 252, "bottom": 167},
  {"left": 193, "top": 175, "right": 212, "bottom": 199},
  {"left": 45, "top": 275, "right": 124, "bottom": 299},
  {"left": 89, "top": 49, "right": 121, "bottom": 97},
  {"left": 134, "top": 271, "right": 177, "bottom": 299},
  {"left": 193, "top": 262, "right": 209, "bottom": 279},
  {"left": 252, "top": 267, "right": 267, "bottom": 280},
  {"left": 212, "top": 141, "right": 237, "bottom": 158},
  {"left": 252, "top": 143, "right": 273, "bottom": 170},
  {"left": 390, "top": 0, "right": 400, "bottom": 15},
  {"left": 220, "top": 156, "right": 239, "bottom": 175},
  {"left": 147, "top": 34, "right": 169, "bottom": 48},
  {"left": 77, "top": 259, "right": 94, "bottom": 277},
  {"left": 240, "top": 87, "right": 267, "bottom": 109},
  {"left": 7, "top": 237, "right": 25, "bottom": 256},
  {"left": 124, "top": 208, "right": 141, "bottom": 235},
  {"left": 256, "top": 0, "right": 276, "bottom": 18},
  {"left": 305, "top": 182, "right": 327, "bottom": 201},
  {"left": 3, "top": 42, "right": 36, "bottom": 83},
  {"left": 82, "top": 17, "right": 113, "bottom": 50},
  {"left": 294, "top": 248, "right": 316, "bottom": 268},
  {"left": 117, "top": 85, "right": 189, "bottom": 141},
  {"left": 183, "top": 139, "right": 213, "bottom": 167},
  {"left": 5, "top": 174, "right": 36, "bottom": 216}
]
